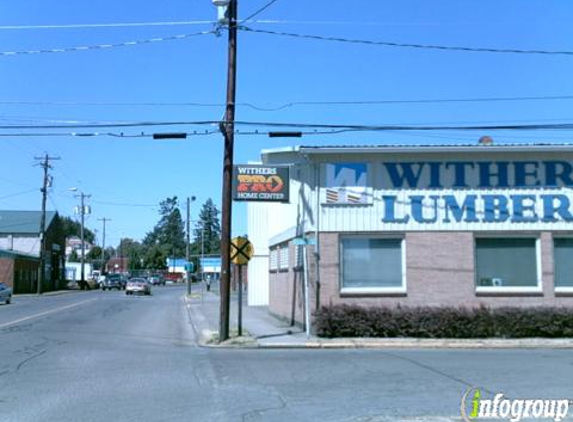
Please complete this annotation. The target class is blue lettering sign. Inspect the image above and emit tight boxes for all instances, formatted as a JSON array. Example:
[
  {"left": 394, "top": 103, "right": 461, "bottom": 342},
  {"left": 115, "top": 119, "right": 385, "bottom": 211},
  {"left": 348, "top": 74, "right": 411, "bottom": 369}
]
[{"left": 443, "top": 195, "right": 479, "bottom": 223}]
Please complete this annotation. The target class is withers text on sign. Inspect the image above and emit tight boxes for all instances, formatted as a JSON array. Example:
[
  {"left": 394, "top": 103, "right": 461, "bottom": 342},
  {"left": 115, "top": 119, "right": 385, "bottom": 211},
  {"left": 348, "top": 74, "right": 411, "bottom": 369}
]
[{"left": 233, "top": 165, "right": 290, "bottom": 202}]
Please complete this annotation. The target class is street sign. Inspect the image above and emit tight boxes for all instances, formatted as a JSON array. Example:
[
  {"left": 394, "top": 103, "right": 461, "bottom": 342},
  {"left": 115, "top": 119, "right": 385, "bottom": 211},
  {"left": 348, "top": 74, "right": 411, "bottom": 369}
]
[
  {"left": 293, "top": 237, "right": 316, "bottom": 245},
  {"left": 230, "top": 236, "right": 254, "bottom": 265}
]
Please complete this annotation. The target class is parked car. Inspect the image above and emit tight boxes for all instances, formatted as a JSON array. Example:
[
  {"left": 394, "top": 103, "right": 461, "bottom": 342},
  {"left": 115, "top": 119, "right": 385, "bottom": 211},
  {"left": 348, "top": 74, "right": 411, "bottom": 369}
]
[
  {"left": 148, "top": 274, "right": 165, "bottom": 286},
  {"left": 101, "top": 274, "right": 124, "bottom": 291},
  {"left": 125, "top": 278, "right": 151, "bottom": 295},
  {"left": 0, "top": 282, "right": 12, "bottom": 304}
]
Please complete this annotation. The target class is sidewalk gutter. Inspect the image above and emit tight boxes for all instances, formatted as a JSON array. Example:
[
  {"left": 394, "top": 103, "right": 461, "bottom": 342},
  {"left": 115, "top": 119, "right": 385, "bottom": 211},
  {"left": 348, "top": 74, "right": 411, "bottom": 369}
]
[
  {"left": 256, "top": 338, "right": 573, "bottom": 349},
  {"left": 14, "top": 289, "right": 90, "bottom": 298}
]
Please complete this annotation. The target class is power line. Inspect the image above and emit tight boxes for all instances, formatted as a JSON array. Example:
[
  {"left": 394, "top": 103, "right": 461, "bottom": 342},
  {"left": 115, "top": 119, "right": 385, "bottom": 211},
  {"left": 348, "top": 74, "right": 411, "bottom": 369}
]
[
  {"left": 0, "top": 188, "right": 38, "bottom": 200},
  {"left": 90, "top": 199, "right": 157, "bottom": 208},
  {"left": 3, "top": 94, "right": 573, "bottom": 111},
  {"left": 239, "top": 26, "right": 573, "bottom": 56},
  {"left": 0, "top": 20, "right": 217, "bottom": 30},
  {"left": 0, "top": 30, "right": 214, "bottom": 57},
  {"left": 3, "top": 121, "right": 573, "bottom": 134},
  {"left": 241, "top": 0, "right": 281, "bottom": 24}
]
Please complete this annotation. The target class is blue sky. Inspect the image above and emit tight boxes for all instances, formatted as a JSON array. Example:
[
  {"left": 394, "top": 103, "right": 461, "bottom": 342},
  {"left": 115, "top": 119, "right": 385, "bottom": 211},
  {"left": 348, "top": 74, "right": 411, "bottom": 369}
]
[{"left": 0, "top": 0, "right": 572, "bottom": 246}]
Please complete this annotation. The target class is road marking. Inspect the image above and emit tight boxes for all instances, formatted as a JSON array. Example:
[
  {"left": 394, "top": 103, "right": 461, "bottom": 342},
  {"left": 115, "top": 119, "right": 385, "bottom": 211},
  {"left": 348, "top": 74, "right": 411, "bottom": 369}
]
[{"left": 0, "top": 298, "right": 98, "bottom": 329}]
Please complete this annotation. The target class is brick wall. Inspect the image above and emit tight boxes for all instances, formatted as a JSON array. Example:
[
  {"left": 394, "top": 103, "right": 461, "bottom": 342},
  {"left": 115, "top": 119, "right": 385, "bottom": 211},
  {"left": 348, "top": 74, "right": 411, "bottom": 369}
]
[
  {"left": 268, "top": 231, "right": 573, "bottom": 325},
  {"left": 0, "top": 258, "right": 14, "bottom": 288}
]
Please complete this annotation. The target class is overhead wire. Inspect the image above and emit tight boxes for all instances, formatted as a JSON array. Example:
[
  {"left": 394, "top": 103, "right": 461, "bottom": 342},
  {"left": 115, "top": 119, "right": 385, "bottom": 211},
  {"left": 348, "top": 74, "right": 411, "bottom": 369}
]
[
  {"left": 0, "top": 30, "right": 215, "bottom": 56},
  {"left": 239, "top": 26, "right": 573, "bottom": 56},
  {"left": 240, "top": 0, "right": 282, "bottom": 24},
  {"left": 2, "top": 94, "right": 573, "bottom": 111},
  {"left": 3, "top": 121, "right": 573, "bottom": 133}
]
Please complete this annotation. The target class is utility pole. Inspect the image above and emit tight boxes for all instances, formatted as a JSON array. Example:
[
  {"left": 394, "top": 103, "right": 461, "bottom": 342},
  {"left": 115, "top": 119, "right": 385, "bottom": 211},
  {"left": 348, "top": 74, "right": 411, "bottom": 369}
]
[
  {"left": 98, "top": 218, "right": 111, "bottom": 272},
  {"left": 215, "top": 0, "right": 238, "bottom": 342},
  {"left": 186, "top": 196, "right": 195, "bottom": 294},
  {"left": 73, "top": 191, "right": 91, "bottom": 287},
  {"left": 34, "top": 154, "right": 60, "bottom": 295}
]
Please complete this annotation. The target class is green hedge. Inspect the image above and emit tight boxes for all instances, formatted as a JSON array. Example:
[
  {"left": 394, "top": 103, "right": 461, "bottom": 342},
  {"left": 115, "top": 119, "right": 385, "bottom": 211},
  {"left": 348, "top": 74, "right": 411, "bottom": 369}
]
[{"left": 314, "top": 305, "right": 573, "bottom": 338}]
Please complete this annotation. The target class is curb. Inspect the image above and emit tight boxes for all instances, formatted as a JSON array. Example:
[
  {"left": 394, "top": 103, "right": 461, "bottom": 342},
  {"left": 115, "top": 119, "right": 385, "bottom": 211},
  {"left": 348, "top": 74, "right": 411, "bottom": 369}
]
[
  {"left": 181, "top": 294, "right": 573, "bottom": 350},
  {"left": 14, "top": 289, "right": 89, "bottom": 298},
  {"left": 256, "top": 338, "right": 573, "bottom": 349}
]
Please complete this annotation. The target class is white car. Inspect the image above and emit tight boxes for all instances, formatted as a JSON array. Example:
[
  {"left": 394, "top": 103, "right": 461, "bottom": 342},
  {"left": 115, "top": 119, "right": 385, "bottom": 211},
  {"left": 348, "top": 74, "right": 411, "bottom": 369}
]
[
  {"left": 0, "top": 282, "right": 13, "bottom": 304},
  {"left": 125, "top": 278, "right": 151, "bottom": 295}
]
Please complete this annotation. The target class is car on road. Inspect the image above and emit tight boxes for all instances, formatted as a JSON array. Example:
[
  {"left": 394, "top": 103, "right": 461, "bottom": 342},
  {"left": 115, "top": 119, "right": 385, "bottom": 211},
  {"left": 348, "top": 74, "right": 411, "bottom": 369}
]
[
  {"left": 0, "top": 282, "right": 12, "bottom": 304},
  {"left": 148, "top": 274, "right": 165, "bottom": 286},
  {"left": 125, "top": 278, "right": 151, "bottom": 295},
  {"left": 101, "top": 274, "right": 125, "bottom": 291}
]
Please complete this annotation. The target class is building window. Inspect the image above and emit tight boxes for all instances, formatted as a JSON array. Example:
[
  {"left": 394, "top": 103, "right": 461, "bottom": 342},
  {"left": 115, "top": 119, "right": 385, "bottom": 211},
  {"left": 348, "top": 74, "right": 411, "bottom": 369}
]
[
  {"left": 475, "top": 237, "right": 541, "bottom": 292},
  {"left": 554, "top": 238, "right": 573, "bottom": 292},
  {"left": 340, "top": 237, "right": 405, "bottom": 294},
  {"left": 269, "top": 248, "right": 278, "bottom": 272},
  {"left": 278, "top": 244, "right": 289, "bottom": 271}
]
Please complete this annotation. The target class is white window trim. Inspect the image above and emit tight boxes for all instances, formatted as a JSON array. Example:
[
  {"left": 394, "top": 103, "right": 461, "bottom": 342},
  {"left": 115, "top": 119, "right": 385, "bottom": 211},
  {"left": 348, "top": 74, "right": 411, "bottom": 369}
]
[
  {"left": 553, "top": 236, "right": 573, "bottom": 292},
  {"left": 339, "top": 236, "right": 406, "bottom": 295},
  {"left": 475, "top": 237, "right": 543, "bottom": 294}
]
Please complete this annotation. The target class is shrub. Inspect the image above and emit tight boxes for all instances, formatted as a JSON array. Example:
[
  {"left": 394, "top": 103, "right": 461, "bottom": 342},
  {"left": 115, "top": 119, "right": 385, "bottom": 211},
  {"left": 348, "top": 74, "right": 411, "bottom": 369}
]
[{"left": 313, "top": 304, "right": 573, "bottom": 338}]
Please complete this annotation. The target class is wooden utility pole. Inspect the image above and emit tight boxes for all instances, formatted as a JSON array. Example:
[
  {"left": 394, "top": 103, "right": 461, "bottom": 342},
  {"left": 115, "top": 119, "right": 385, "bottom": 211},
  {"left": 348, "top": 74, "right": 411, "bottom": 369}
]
[
  {"left": 35, "top": 154, "right": 60, "bottom": 295},
  {"left": 186, "top": 196, "right": 195, "bottom": 295},
  {"left": 219, "top": 0, "right": 238, "bottom": 342},
  {"left": 98, "top": 218, "right": 111, "bottom": 272},
  {"left": 74, "top": 191, "right": 91, "bottom": 287}
]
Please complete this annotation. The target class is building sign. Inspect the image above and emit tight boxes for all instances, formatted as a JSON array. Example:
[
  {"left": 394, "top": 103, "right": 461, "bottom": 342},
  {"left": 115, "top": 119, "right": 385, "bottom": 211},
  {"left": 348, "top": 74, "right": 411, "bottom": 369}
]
[
  {"left": 324, "top": 163, "right": 372, "bottom": 204},
  {"left": 233, "top": 165, "right": 289, "bottom": 202},
  {"left": 320, "top": 159, "right": 573, "bottom": 230}
]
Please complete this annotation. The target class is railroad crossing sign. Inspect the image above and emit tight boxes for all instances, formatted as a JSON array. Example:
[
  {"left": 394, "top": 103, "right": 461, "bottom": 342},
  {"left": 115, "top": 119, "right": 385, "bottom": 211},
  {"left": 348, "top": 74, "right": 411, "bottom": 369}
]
[{"left": 230, "top": 236, "right": 254, "bottom": 265}]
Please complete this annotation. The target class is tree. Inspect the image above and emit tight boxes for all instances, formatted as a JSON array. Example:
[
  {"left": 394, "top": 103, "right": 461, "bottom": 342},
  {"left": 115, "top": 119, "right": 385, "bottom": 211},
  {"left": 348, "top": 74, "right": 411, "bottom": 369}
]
[
  {"left": 143, "top": 197, "right": 186, "bottom": 259},
  {"left": 143, "top": 244, "right": 167, "bottom": 270},
  {"left": 68, "top": 249, "right": 79, "bottom": 262},
  {"left": 117, "top": 238, "right": 144, "bottom": 271},
  {"left": 61, "top": 216, "right": 95, "bottom": 244},
  {"left": 193, "top": 198, "right": 221, "bottom": 255}
]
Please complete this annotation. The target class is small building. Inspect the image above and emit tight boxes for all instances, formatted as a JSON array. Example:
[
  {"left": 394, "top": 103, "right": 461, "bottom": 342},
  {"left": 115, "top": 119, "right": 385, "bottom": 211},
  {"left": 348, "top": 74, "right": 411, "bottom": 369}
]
[
  {"left": 248, "top": 144, "right": 573, "bottom": 324},
  {"left": 65, "top": 236, "right": 93, "bottom": 259},
  {"left": 0, "top": 210, "right": 65, "bottom": 293},
  {"left": 0, "top": 249, "right": 40, "bottom": 293},
  {"left": 106, "top": 257, "right": 129, "bottom": 274}
]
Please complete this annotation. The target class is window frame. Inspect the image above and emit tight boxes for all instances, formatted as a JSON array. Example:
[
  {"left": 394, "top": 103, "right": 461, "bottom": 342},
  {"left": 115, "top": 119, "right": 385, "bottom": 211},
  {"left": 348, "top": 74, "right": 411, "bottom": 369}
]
[
  {"left": 339, "top": 235, "right": 406, "bottom": 295},
  {"left": 552, "top": 235, "right": 573, "bottom": 294},
  {"left": 474, "top": 235, "right": 542, "bottom": 294}
]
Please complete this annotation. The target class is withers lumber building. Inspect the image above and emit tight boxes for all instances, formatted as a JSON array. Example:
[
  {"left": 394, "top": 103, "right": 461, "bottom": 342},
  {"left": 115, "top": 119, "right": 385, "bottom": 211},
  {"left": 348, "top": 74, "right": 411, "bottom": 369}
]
[{"left": 247, "top": 144, "right": 573, "bottom": 324}]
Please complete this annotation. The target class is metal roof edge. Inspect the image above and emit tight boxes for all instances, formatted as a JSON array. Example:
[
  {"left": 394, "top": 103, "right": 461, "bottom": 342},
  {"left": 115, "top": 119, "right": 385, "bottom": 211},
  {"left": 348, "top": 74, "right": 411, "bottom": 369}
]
[{"left": 295, "top": 144, "right": 573, "bottom": 154}]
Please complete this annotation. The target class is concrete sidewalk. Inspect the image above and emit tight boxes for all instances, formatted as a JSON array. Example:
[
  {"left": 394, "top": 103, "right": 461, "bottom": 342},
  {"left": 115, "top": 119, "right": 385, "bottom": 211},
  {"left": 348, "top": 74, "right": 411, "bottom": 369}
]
[{"left": 184, "top": 290, "right": 573, "bottom": 349}]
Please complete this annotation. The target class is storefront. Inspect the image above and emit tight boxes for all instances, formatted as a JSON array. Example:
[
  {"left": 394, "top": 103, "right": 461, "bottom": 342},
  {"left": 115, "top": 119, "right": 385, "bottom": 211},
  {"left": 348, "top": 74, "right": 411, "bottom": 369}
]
[{"left": 247, "top": 144, "right": 573, "bottom": 324}]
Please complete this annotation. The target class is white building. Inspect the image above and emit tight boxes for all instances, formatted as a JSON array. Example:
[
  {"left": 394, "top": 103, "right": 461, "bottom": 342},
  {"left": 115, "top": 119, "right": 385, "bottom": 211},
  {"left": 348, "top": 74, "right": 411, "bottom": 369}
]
[{"left": 248, "top": 144, "right": 573, "bottom": 324}]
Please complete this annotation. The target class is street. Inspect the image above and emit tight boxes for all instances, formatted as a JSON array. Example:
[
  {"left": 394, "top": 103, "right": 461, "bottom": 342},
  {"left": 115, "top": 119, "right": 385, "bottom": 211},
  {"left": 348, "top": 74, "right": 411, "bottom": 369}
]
[{"left": 1, "top": 286, "right": 572, "bottom": 422}]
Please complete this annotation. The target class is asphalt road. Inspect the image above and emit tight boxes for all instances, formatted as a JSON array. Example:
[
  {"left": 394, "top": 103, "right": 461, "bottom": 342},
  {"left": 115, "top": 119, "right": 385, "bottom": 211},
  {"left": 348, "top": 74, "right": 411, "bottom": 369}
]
[{"left": 1, "top": 286, "right": 572, "bottom": 422}]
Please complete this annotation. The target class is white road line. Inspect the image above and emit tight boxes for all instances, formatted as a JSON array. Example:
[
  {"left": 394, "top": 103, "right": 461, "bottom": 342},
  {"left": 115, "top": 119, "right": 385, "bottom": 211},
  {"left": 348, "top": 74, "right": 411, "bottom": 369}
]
[{"left": 0, "top": 298, "right": 98, "bottom": 329}]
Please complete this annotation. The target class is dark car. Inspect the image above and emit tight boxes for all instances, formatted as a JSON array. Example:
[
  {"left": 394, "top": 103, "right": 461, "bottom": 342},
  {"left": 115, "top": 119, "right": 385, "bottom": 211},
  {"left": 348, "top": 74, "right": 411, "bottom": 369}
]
[
  {"left": 0, "top": 282, "right": 12, "bottom": 304},
  {"left": 101, "top": 274, "right": 124, "bottom": 291},
  {"left": 148, "top": 274, "right": 165, "bottom": 286}
]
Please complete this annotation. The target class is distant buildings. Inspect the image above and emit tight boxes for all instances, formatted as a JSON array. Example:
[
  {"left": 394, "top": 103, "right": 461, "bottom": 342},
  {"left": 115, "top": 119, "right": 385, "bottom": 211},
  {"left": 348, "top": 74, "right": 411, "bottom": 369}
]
[{"left": 0, "top": 210, "right": 65, "bottom": 293}]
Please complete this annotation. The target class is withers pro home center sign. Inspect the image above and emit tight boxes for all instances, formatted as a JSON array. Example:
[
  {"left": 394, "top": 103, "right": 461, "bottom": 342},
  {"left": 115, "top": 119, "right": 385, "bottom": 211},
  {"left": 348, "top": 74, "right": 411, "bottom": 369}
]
[{"left": 322, "top": 160, "right": 573, "bottom": 231}]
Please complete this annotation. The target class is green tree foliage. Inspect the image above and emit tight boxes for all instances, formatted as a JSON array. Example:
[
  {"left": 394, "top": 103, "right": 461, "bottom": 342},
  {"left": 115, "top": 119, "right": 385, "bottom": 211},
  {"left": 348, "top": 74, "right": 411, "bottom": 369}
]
[
  {"left": 61, "top": 216, "right": 95, "bottom": 243},
  {"left": 117, "top": 238, "right": 145, "bottom": 271},
  {"left": 68, "top": 249, "right": 79, "bottom": 262},
  {"left": 192, "top": 198, "right": 221, "bottom": 255},
  {"left": 143, "top": 244, "right": 167, "bottom": 270},
  {"left": 142, "top": 197, "right": 186, "bottom": 266}
]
